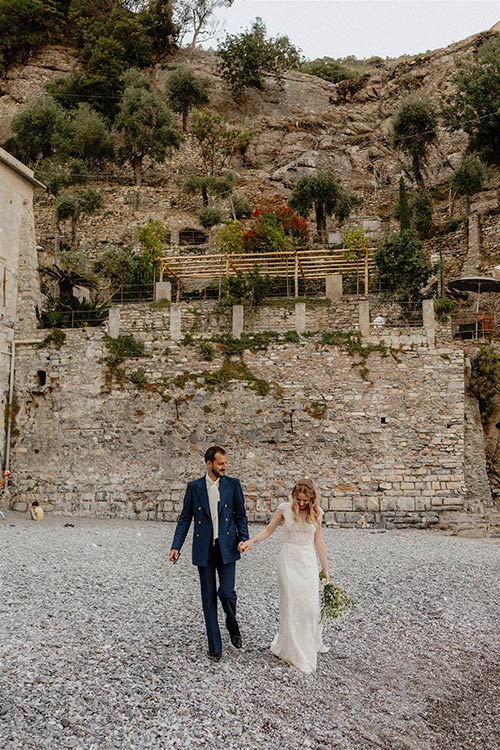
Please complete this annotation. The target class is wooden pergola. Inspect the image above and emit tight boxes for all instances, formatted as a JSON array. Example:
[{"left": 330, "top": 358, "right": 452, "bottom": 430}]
[{"left": 159, "top": 247, "right": 376, "bottom": 301}]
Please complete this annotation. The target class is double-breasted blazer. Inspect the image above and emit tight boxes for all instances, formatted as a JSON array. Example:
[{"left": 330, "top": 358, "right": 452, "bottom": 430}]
[{"left": 171, "top": 475, "right": 249, "bottom": 567}]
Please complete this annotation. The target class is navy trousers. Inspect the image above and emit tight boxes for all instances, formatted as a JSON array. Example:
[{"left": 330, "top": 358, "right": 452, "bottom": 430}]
[{"left": 197, "top": 539, "right": 239, "bottom": 655}]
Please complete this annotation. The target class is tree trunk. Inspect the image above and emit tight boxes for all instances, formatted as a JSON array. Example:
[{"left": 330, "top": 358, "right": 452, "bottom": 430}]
[
  {"left": 182, "top": 109, "right": 188, "bottom": 133},
  {"left": 413, "top": 156, "right": 425, "bottom": 189},
  {"left": 201, "top": 183, "right": 209, "bottom": 206},
  {"left": 315, "top": 203, "right": 327, "bottom": 243},
  {"left": 133, "top": 159, "right": 143, "bottom": 188},
  {"left": 71, "top": 214, "right": 78, "bottom": 249}
]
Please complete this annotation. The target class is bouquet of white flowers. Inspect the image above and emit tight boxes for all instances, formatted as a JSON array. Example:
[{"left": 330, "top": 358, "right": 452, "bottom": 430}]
[{"left": 319, "top": 572, "right": 352, "bottom": 621}]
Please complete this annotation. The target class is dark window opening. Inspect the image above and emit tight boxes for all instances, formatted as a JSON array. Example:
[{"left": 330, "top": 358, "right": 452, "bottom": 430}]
[
  {"left": 36, "top": 370, "right": 46, "bottom": 386},
  {"left": 179, "top": 228, "right": 208, "bottom": 246},
  {"left": 381, "top": 417, "right": 387, "bottom": 424}
]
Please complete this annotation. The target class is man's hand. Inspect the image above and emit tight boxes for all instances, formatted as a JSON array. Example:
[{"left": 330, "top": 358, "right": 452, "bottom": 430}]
[
  {"left": 169, "top": 549, "right": 180, "bottom": 563},
  {"left": 238, "top": 540, "right": 252, "bottom": 553}
]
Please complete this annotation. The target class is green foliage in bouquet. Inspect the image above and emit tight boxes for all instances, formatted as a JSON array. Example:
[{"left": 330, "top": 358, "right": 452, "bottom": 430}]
[{"left": 319, "top": 572, "right": 352, "bottom": 621}]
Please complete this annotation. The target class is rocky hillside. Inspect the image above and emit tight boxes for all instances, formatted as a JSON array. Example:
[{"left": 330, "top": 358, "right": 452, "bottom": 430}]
[{"left": 0, "top": 27, "right": 499, "bottom": 256}]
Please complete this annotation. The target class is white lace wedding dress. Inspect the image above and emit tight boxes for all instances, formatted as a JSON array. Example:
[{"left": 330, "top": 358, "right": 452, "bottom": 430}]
[{"left": 270, "top": 501, "right": 329, "bottom": 674}]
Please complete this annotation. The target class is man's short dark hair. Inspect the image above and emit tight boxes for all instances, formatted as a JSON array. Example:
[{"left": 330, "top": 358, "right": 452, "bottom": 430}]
[{"left": 204, "top": 446, "right": 226, "bottom": 463}]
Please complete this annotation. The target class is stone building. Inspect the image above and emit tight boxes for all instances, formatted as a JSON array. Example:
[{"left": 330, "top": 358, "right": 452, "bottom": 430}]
[{"left": 0, "top": 148, "right": 44, "bottom": 472}]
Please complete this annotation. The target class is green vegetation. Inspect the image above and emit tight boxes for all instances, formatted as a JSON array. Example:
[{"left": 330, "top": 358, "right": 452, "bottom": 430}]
[
  {"left": 305, "top": 400, "right": 327, "bottom": 419},
  {"left": 434, "top": 296, "right": 455, "bottom": 322},
  {"left": 216, "top": 17, "right": 301, "bottom": 96},
  {"left": 55, "top": 187, "right": 103, "bottom": 248},
  {"left": 103, "top": 334, "right": 145, "bottom": 368},
  {"left": 198, "top": 206, "right": 222, "bottom": 228},
  {"left": 289, "top": 171, "right": 360, "bottom": 241},
  {"left": 115, "top": 69, "right": 181, "bottom": 186},
  {"left": 204, "top": 359, "right": 270, "bottom": 396},
  {"left": 37, "top": 329, "right": 67, "bottom": 350},
  {"left": 221, "top": 267, "right": 271, "bottom": 306},
  {"left": 171, "top": 358, "right": 270, "bottom": 397},
  {"left": 130, "top": 368, "right": 148, "bottom": 387},
  {"left": 37, "top": 264, "right": 109, "bottom": 329},
  {"left": 397, "top": 177, "right": 411, "bottom": 232},
  {"left": 242, "top": 206, "right": 310, "bottom": 253},
  {"left": 231, "top": 193, "right": 252, "bottom": 219},
  {"left": 0, "top": 0, "right": 66, "bottom": 72},
  {"left": 301, "top": 57, "right": 355, "bottom": 84},
  {"left": 449, "top": 154, "right": 488, "bottom": 214},
  {"left": 165, "top": 65, "right": 209, "bottom": 132},
  {"left": 469, "top": 347, "right": 500, "bottom": 423},
  {"left": 410, "top": 190, "right": 433, "bottom": 239},
  {"left": 444, "top": 35, "right": 500, "bottom": 164},
  {"left": 184, "top": 173, "right": 234, "bottom": 208},
  {"left": 320, "top": 331, "right": 390, "bottom": 380},
  {"left": 0, "top": 0, "right": 176, "bottom": 86},
  {"left": 392, "top": 95, "right": 438, "bottom": 187},
  {"left": 375, "top": 230, "right": 433, "bottom": 304},
  {"left": 190, "top": 110, "right": 252, "bottom": 177},
  {"left": 199, "top": 341, "right": 215, "bottom": 361}
]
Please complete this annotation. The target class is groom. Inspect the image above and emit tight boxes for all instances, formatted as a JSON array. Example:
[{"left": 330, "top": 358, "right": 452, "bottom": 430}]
[{"left": 169, "top": 446, "right": 249, "bottom": 661}]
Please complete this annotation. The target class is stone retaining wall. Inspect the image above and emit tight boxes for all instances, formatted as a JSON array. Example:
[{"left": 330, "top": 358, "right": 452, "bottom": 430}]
[{"left": 6, "top": 308, "right": 466, "bottom": 529}]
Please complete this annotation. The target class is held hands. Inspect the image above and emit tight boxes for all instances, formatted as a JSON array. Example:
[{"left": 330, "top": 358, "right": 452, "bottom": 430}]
[{"left": 238, "top": 539, "right": 253, "bottom": 553}]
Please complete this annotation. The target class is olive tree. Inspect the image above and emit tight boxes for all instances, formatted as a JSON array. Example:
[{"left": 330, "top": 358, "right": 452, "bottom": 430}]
[
  {"left": 115, "top": 68, "right": 181, "bottom": 185},
  {"left": 289, "top": 170, "right": 360, "bottom": 242},
  {"left": 165, "top": 65, "right": 209, "bottom": 132},
  {"left": 392, "top": 95, "right": 438, "bottom": 188}
]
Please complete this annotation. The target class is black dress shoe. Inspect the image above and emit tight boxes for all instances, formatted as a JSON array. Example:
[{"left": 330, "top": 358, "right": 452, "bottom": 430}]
[
  {"left": 207, "top": 651, "right": 221, "bottom": 662},
  {"left": 230, "top": 634, "right": 242, "bottom": 649}
]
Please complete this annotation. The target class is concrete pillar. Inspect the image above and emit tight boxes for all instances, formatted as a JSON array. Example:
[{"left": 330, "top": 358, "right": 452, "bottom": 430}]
[
  {"left": 108, "top": 307, "right": 120, "bottom": 338},
  {"left": 359, "top": 299, "right": 370, "bottom": 337},
  {"left": 422, "top": 298, "right": 435, "bottom": 348},
  {"left": 155, "top": 281, "right": 171, "bottom": 302},
  {"left": 463, "top": 213, "right": 481, "bottom": 275},
  {"left": 232, "top": 305, "right": 243, "bottom": 338},
  {"left": 170, "top": 303, "right": 182, "bottom": 340},
  {"left": 295, "top": 302, "right": 306, "bottom": 334},
  {"left": 325, "top": 274, "right": 343, "bottom": 301}
]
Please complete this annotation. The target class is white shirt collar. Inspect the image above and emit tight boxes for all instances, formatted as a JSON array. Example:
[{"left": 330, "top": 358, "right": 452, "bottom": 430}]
[{"left": 206, "top": 473, "right": 220, "bottom": 487}]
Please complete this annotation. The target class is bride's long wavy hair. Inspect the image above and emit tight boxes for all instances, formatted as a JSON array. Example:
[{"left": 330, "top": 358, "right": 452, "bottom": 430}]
[{"left": 290, "top": 478, "right": 321, "bottom": 525}]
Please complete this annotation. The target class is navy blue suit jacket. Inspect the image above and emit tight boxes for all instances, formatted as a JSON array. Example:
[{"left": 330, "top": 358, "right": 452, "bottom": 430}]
[{"left": 171, "top": 475, "right": 249, "bottom": 567}]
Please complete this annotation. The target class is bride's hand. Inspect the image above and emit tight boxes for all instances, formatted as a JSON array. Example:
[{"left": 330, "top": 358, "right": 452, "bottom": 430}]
[{"left": 239, "top": 540, "right": 253, "bottom": 553}]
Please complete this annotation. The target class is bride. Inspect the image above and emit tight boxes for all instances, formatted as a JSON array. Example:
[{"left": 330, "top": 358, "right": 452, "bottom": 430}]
[{"left": 241, "top": 478, "right": 330, "bottom": 674}]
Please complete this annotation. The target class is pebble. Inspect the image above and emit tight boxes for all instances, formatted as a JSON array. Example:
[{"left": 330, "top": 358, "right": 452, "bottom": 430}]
[{"left": 0, "top": 517, "right": 499, "bottom": 750}]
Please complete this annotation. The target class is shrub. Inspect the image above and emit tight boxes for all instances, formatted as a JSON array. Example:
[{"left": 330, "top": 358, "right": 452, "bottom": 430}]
[
  {"left": 434, "top": 296, "right": 455, "bottom": 321},
  {"left": 469, "top": 348, "right": 500, "bottom": 423},
  {"left": 243, "top": 206, "right": 309, "bottom": 253},
  {"left": 213, "top": 220, "right": 245, "bottom": 254},
  {"left": 232, "top": 193, "right": 252, "bottom": 219},
  {"left": 198, "top": 206, "right": 222, "bottom": 228},
  {"left": 301, "top": 57, "right": 355, "bottom": 84},
  {"left": 221, "top": 267, "right": 271, "bottom": 307},
  {"left": 199, "top": 341, "right": 215, "bottom": 361},
  {"left": 103, "top": 334, "right": 145, "bottom": 367}
]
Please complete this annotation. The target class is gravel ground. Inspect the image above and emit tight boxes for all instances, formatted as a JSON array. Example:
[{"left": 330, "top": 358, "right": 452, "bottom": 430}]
[{"left": 0, "top": 515, "right": 499, "bottom": 750}]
